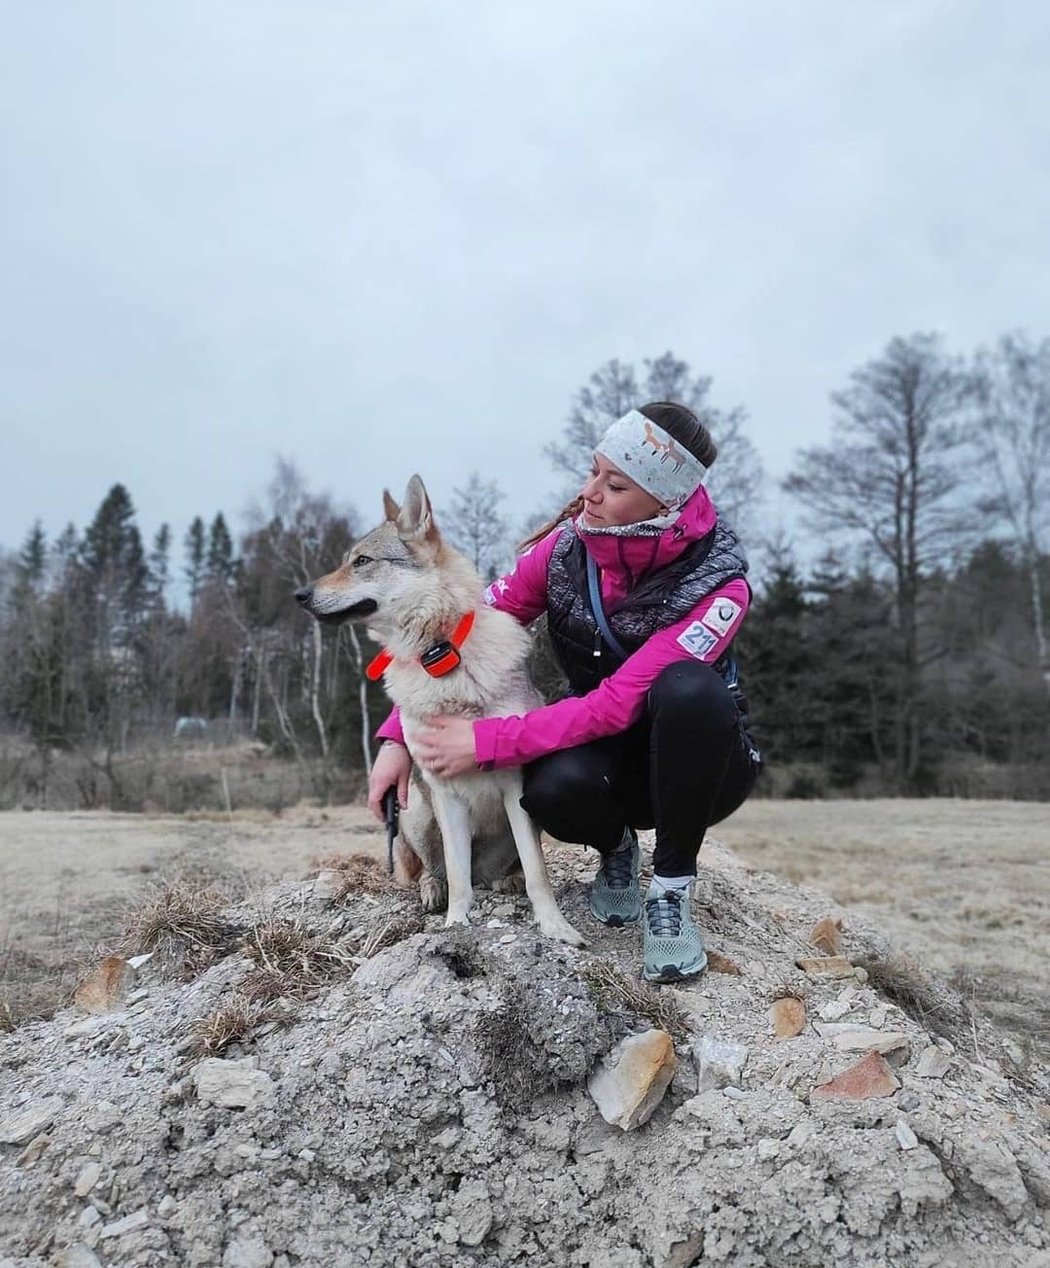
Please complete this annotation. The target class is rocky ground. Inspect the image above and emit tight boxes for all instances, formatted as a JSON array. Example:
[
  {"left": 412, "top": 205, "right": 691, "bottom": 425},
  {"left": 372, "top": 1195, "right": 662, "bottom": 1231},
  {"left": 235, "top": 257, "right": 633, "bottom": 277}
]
[{"left": 1, "top": 838, "right": 1048, "bottom": 1267}]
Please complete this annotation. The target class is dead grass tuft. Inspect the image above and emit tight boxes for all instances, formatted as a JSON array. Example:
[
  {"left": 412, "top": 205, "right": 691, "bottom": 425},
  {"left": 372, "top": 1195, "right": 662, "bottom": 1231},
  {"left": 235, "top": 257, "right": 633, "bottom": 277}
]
[
  {"left": 120, "top": 880, "right": 232, "bottom": 957},
  {"left": 770, "top": 978, "right": 809, "bottom": 1002},
  {"left": 186, "top": 993, "right": 282, "bottom": 1057},
  {"left": 859, "top": 953, "right": 972, "bottom": 1046},
  {"left": 308, "top": 852, "right": 401, "bottom": 900},
  {"left": 357, "top": 913, "right": 425, "bottom": 959},
  {"left": 580, "top": 960, "right": 691, "bottom": 1040},
  {"left": 240, "top": 915, "right": 358, "bottom": 1002}
]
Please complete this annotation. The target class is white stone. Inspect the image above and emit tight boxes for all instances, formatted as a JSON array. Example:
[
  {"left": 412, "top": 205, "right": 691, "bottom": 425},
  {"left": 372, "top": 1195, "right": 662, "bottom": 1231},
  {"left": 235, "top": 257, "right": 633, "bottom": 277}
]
[
  {"left": 100, "top": 1209, "right": 150, "bottom": 1239},
  {"left": 223, "top": 1235, "right": 274, "bottom": 1268},
  {"left": 126, "top": 953, "right": 154, "bottom": 970},
  {"left": 915, "top": 1046, "right": 952, "bottom": 1079},
  {"left": 55, "top": 1245, "right": 103, "bottom": 1268},
  {"left": 78, "top": 1207, "right": 102, "bottom": 1229},
  {"left": 157, "top": 1195, "right": 177, "bottom": 1218},
  {"left": 723, "top": 1086, "right": 747, "bottom": 1100},
  {"left": 757, "top": 1138, "right": 780, "bottom": 1161},
  {"left": 74, "top": 1162, "right": 102, "bottom": 1197},
  {"left": 813, "top": 1025, "right": 911, "bottom": 1057},
  {"left": 896, "top": 1120, "right": 919, "bottom": 1150},
  {"left": 588, "top": 1029, "right": 676, "bottom": 1131},
  {"left": 692, "top": 1036, "right": 749, "bottom": 1091},
  {"left": 818, "top": 998, "right": 852, "bottom": 1023},
  {"left": 192, "top": 1058, "right": 275, "bottom": 1110},
  {"left": 869, "top": 1007, "right": 888, "bottom": 1028},
  {"left": 0, "top": 1097, "right": 64, "bottom": 1145}
]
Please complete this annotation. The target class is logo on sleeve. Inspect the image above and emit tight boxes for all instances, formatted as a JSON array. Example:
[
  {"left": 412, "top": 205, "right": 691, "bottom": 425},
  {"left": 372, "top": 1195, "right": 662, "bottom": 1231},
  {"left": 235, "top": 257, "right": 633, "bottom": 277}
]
[
  {"left": 677, "top": 621, "right": 720, "bottom": 660},
  {"left": 699, "top": 598, "right": 742, "bottom": 637}
]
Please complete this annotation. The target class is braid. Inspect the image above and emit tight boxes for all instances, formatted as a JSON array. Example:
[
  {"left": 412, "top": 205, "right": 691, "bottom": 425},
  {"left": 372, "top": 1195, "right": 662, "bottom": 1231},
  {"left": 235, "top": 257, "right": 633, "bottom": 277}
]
[{"left": 517, "top": 496, "right": 583, "bottom": 553}]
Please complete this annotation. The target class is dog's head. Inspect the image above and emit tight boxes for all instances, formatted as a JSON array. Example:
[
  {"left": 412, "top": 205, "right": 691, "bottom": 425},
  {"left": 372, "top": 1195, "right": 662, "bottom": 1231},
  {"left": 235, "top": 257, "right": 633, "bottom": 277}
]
[{"left": 294, "top": 474, "right": 449, "bottom": 629}]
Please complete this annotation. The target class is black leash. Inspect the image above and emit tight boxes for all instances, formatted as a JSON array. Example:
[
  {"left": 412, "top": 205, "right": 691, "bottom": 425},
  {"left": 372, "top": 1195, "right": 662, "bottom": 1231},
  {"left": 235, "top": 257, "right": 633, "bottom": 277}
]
[{"left": 382, "top": 787, "right": 399, "bottom": 876}]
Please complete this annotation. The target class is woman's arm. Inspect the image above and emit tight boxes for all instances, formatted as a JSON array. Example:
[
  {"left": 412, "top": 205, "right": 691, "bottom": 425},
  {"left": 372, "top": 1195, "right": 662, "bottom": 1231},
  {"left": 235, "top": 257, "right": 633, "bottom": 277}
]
[{"left": 473, "top": 578, "right": 751, "bottom": 770}]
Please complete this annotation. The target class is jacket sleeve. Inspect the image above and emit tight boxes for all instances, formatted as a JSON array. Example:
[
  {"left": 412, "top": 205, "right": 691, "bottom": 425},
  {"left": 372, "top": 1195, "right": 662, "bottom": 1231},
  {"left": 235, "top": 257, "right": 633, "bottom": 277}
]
[
  {"left": 473, "top": 578, "right": 751, "bottom": 770},
  {"left": 373, "top": 530, "right": 563, "bottom": 749}
]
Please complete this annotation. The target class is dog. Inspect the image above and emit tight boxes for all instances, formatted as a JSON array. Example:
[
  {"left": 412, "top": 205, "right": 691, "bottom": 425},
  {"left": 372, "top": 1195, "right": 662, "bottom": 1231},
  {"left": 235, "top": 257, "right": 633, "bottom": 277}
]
[{"left": 295, "top": 475, "right": 584, "bottom": 948}]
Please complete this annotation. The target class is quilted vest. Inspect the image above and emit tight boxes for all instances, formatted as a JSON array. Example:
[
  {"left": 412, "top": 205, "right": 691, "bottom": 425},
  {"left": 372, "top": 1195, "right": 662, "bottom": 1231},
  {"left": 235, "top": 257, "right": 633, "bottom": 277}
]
[{"left": 545, "top": 518, "right": 750, "bottom": 694}]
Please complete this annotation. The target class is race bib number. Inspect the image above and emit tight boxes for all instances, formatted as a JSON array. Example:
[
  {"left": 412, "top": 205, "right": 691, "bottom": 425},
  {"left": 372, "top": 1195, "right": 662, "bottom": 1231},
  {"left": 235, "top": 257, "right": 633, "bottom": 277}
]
[
  {"left": 699, "top": 597, "right": 742, "bottom": 637},
  {"left": 676, "top": 621, "right": 720, "bottom": 660}
]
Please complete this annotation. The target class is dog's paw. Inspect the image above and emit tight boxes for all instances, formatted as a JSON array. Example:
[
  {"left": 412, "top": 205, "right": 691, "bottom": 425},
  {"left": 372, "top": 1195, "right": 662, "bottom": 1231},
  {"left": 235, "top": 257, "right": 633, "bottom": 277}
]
[
  {"left": 490, "top": 871, "right": 526, "bottom": 895},
  {"left": 539, "top": 917, "right": 586, "bottom": 949},
  {"left": 444, "top": 909, "right": 472, "bottom": 929},
  {"left": 419, "top": 875, "right": 447, "bottom": 913}
]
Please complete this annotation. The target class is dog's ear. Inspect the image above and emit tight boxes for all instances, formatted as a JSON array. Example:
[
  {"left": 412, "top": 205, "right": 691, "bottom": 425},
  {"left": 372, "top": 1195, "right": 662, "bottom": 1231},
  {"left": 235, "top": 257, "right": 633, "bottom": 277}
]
[
  {"left": 382, "top": 490, "right": 401, "bottom": 522},
  {"left": 397, "top": 475, "right": 439, "bottom": 544}
]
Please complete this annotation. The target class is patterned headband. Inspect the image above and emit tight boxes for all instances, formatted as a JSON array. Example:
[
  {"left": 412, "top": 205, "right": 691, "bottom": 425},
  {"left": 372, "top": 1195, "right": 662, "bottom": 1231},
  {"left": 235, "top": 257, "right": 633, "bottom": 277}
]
[{"left": 594, "top": 410, "right": 709, "bottom": 509}]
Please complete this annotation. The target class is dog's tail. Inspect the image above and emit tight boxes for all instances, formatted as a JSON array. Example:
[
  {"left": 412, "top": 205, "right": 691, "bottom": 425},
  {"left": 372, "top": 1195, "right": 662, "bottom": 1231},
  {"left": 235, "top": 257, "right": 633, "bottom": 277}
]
[{"left": 393, "top": 838, "right": 422, "bottom": 887}]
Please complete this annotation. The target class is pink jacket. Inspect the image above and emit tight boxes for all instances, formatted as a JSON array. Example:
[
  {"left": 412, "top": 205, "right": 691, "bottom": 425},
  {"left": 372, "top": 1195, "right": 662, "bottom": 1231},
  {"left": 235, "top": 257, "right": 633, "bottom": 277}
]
[{"left": 376, "top": 486, "right": 750, "bottom": 770}]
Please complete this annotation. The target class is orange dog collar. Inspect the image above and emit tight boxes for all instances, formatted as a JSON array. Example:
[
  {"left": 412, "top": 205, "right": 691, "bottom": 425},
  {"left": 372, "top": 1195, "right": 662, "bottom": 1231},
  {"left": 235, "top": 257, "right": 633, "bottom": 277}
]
[{"left": 366, "top": 610, "right": 476, "bottom": 682}]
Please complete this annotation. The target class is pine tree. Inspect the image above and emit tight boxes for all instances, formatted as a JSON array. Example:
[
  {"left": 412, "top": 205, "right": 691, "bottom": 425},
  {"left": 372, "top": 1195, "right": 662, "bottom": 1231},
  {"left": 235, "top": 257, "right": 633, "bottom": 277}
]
[
  {"left": 185, "top": 517, "right": 206, "bottom": 603},
  {"left": 206, "top": 513, "right": 235, "bottom": 585}
]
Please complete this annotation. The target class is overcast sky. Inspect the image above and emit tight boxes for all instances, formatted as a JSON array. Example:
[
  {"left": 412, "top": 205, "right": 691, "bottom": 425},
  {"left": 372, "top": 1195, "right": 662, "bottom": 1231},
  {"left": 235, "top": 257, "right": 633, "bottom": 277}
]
[{"left": 2, "top": 1, "right": 1048, "bottom": 560}]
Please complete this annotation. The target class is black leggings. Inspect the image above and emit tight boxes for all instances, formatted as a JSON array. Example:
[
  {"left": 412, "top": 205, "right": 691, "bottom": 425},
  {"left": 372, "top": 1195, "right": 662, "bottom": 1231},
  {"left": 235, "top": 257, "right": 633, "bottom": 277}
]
[{"left": 520, "top": 661, "right": 760, "bottom": 877}]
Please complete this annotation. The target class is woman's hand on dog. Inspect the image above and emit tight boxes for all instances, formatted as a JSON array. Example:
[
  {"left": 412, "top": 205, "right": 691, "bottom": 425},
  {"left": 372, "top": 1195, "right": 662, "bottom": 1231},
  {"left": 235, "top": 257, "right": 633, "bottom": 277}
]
[
  {"left": 367, "top": 741, "right": 412, "bottom": 821},
  {"left": 414, "top": 716, "right": 478, "bottom": 779}
]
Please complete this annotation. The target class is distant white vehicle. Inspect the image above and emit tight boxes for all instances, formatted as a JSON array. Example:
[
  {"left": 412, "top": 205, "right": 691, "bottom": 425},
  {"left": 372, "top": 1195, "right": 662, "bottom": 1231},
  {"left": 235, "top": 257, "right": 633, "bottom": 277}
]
[{"left": 173, "top": 717, "right": 208, "bottom": 739}]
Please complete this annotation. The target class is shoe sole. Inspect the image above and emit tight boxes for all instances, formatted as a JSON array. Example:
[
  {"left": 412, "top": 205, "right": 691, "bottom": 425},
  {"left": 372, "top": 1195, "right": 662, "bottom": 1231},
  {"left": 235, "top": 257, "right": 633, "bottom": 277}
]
[
  {"left": 589, "top": 907, "right": 641, "bottom": 928},
  {"left": 642, "top": 953, "right": 708, "bottom": 984}
]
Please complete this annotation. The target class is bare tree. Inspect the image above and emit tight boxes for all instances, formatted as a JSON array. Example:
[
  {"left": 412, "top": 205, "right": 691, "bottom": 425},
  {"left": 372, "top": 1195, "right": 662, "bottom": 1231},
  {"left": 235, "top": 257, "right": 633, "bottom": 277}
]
[
  {"left": 784, "top": 333, "right": 973, "bottom": 788},
  {"left": 972, "top": 332, "right": 1050, "bottom": 696},
  {"left": 443, "top": 471, "right": 510, "bottom": 580}
]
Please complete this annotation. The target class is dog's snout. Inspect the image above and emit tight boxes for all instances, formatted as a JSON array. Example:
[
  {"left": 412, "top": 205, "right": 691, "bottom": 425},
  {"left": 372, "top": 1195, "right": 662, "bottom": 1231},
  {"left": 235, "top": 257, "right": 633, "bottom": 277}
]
[{"left": 294, "top": 585, "right": 313, "bottom": 607}]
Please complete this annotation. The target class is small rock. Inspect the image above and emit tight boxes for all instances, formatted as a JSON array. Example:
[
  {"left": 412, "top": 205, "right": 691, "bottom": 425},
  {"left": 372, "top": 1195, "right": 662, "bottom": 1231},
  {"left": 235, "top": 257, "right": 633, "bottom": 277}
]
[
  {"left": 192, "top": 1058, "right": 275, "bottom": 1110},
  {"left": 74, "top": 955, "right": 134, "bottom": 1014},
  {"left": 588, "top": 1029, "right": 676, "bottom": 1130},
  {"left": 157, "top": 1196, "right": 178, "bottom": 1219},
  {"left": 498, "top": 934, "right": 516, "bottom": 945},
  {"left": 809, "top": 917, "right": 843, "bottom": 956},
  {"left": 869, "top": 1006, "right": 887, "bottom": 1028},
  {"left": 819, "top": 998, "right": 852, "bottom": 1022},
  {"left": 451, "top": 1179, "right": 493, "bottom": 1247},
  {"left": 432, "top": 1127, "right": 462, "bottom": 1150},
  {"left": 896, "top": 1120, "right": 919, "bottom": 1150},
  {"left": 770, "top": 997, "right": 806, "bottom": 1038},
  {"left": 74, "top": 1162, "right": 102, "bottom": 1198},
  {"left": 16, "top": 1132, "right": 51, "bottom": 1168},
  {"left": 814, "top": 1024, "right": 910, "bottom": 1058},
  {"left": 55, "top": 1245, "right": 103, "bottom": 1268},
  {"left": 795, "top": 956, "right": 854, "bottom": 979},
  {"left": 100, "top": 1209, "right": 150, "bottom": 1240},
  {"left": 0, "top": 1097, "right": 64, "bottom": 1145},
  {"left": 811, "top": 1052, "right": 901, "bottom": 1102},
  {"left": 723, "top": 1086, "right": 747, "bottom": 1100},
  {"left": 79, "top": 1207, "right": 102, "bottom": 1230},
  {"left": 692, "top": 1036, "right": 749, "bottom": 1091},
  {"left": 298, "top": 1148, "right": 316, "bottom": 1163},
  {"left": 64, "top": 1016, "right": 107, "bottom": 1040},
  {"left": 853, "top": 966, "right": 869, "bottom": 984},
  {"left": 915, "top": 1046, "right": 951, "bottom": 1078},
  {"left": 757, "top": 1138, "right": 780, "bottom": 1161},
  {"left": 898, "top": 1091, "right": 922, "bottom": 1111},
  {"left": 223, "top": 1235, "right": 274, "bottom": 1268},
  {"left": 84, "top": 1102, "right": 121, "bottom": 1134},
  {"left": 706, "top": 951, "right": 742, "bottom": 975},
  {"left": 658, "top": 1232, "right": 705, "bottom": 1268},
  {"left": 126, "top": 952, "right": 154, "bottom": 970}
]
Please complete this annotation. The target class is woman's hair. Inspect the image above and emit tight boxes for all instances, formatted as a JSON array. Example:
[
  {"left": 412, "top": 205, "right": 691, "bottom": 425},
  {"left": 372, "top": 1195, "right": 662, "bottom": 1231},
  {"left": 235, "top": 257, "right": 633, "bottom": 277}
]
[{"left": 518, "top": 401, "right": 717, "bottom": 552}]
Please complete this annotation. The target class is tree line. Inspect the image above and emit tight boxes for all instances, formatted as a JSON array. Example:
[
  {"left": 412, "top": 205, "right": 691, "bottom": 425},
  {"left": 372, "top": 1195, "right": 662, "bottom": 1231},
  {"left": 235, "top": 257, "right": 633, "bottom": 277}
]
[{"left": 1, "top": 337, "right": 1047, "bottom": 808}]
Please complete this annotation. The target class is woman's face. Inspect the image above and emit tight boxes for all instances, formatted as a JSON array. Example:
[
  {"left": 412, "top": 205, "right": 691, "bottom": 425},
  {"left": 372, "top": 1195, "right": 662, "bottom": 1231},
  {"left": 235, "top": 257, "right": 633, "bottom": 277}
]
[{"left": 580, "top": 453, "right": 665, "bottom": 527}]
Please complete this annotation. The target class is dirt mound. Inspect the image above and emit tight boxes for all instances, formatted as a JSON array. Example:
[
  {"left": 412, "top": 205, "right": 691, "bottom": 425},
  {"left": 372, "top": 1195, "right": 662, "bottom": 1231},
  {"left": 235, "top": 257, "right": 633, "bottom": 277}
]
[{"left": 1, "top": 843, "right": 1048, "bottom": 1267}]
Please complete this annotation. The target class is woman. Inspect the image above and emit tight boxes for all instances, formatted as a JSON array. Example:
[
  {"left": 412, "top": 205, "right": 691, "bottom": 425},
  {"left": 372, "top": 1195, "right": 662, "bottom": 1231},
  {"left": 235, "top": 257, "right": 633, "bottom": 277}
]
[{"left": 368, "top": 401, "right": 761, "bottom": 982}]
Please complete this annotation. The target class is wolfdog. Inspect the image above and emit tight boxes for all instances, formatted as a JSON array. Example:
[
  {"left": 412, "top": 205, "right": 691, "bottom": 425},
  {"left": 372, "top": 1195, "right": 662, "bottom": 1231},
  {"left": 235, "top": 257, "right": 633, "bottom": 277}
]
[{"left": 295, "top": 475, "right": 584, "bottom": 948}]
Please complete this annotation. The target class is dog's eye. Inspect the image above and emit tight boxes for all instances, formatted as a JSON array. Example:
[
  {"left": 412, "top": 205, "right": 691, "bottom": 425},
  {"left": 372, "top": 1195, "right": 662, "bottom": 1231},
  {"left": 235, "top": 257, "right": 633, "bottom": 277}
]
[{"left": 352, "top": 554, "right": 373, "bottom": 567}]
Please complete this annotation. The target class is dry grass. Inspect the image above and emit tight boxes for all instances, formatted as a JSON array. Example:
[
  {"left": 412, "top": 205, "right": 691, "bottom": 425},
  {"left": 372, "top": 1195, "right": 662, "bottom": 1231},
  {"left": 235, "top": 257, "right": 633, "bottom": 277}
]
[
  {"left": 186, "top": 993, "right": 283, "bottom": 1057},
  {"left": 858, "top": 953, "right": 973, "bottom": 1047},
  {"left": 307, "top": 851, "right": 402, "bottom": 901},
  {"left": 120, "top": 880, "right": 232, "bottom": 956},
  {"left": 580, "top": 960, "right": 692, "bottom": 1041},
  {"left": 356, "top": 913, "right": 425, "bottom": 959}
]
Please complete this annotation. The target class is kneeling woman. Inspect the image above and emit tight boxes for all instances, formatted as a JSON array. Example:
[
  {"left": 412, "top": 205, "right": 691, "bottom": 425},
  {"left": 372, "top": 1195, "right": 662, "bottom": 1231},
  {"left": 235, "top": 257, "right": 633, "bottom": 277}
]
[{"left": 369, "top": 401, "right": 761, "bottom": 982}]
